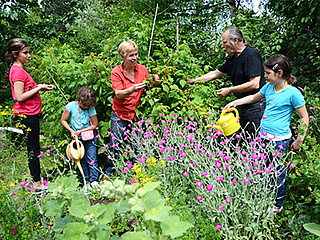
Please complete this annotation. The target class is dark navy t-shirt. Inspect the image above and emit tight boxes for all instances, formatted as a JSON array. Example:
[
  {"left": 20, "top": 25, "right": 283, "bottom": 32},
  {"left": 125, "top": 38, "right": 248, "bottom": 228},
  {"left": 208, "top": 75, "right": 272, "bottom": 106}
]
[{"left": 218, "top": 47, "right": 266, "bottom": 98}]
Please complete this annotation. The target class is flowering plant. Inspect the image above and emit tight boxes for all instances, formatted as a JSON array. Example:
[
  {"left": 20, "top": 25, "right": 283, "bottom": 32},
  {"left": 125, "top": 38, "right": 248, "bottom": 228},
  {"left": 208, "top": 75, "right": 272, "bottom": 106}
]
[{"left": 110, "top": 112, "right": 296, "bottom": 239}]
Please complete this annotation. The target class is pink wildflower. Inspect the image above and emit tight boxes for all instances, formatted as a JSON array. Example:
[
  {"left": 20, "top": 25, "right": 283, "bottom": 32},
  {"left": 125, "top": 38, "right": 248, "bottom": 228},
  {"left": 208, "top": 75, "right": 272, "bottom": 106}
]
[
  {"left": 225, "top": 198, "right": 232, "bottom": 203},
  {"left": 206, "top": 184, "right": 213, "bottom": 191},
  {"left": 197, "top": 195, "right": 203, "bottom": 201},
  {"left": 243, "top": 178, "right": 250, "bottom": 184},
  {"left": 215, "top": 225, "right": 222, "bottom": 230},
  {"left": 20, "top": 181, "right": 27, "bottom": 187},
  {"left": 196, "top": 182, "right": 203, "bottom": 188},
  {"left": 231, "top": 179, "right": 237, "bottom": 184},
  {"left": 183, "top": 172, "right": 189, "bottom": 176},
  {"left": 218, "top": 206, "right": 224, "bottom": 210},
  {"left": 129, "top": 178, "right": 135, "bottom": 183},
  {"left": 289, "top": 163, "right": 295, "bottom": 168}
]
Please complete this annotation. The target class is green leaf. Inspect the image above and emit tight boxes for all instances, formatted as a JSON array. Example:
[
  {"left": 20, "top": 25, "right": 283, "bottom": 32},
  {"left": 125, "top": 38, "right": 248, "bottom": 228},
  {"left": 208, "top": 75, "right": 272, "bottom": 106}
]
[
  {"left": 303, "top": 223, "right": 320, "bottom": 236},
  {"left": 45, "top": 199, "right": 67, "bottom": 217},
  {"left": 62, "top": 222, "right": 89, "bottom": 240},
  {"left": 52, "top": 216, "right": 72, "bottom": 232},
  {"left": 142, "top": 181, "right": 161, "bottom": 193},
  {"left": 161, "top": 215, "right": 193, "bottom": 239},
  {"left": 179, "top": 79, "right": 186, "bottom": 88},
  {"left": 162, "top": 84, "right": 169, "bottom": 93},
  {"left": 69, "top": 193, "right": 91, "bottom": 218},
  {"left": 96, "top": 229, "right": 111, "bottom": 240},
  {"left": 121, "top": 231, "right": 153, "bottom": 240}
]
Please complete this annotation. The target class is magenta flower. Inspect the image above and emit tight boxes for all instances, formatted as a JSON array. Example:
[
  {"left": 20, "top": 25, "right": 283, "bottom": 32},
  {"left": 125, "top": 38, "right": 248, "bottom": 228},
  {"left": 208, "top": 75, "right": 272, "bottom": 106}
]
[
  {"left": 262, "top": 116, "right": 267, "bottom": 119},
  {"left": 37, "top": 152, "right": 44, "bottom": 158},
  {"left": 43, "top": 181, "right": 48, "bottom": 186},
  {"left": 310, "top": 115, "right": 314, "bottom": 119},
  {"left": 243, "top": 178, "right": 250, "bottom": 184},
  {"left": 264, "top": 167, "right": 271, "bottom": 173},
  {"left": 196, "top": 182, "right": 203, "bottom": 188},
  {"left": 129, "top": 178, "right": 135, "bottom": 183},
  {"left": 231, "top": 179, "right": 237, "bottom": 184},
  {"left": 215, "top": 224, "right": 222, "bottom": 230},
  {"left": 218, "top": 206, "right": 224, "bottom": 210},
  {"left": 202, "top": 171, "right": 208, "bottom": 177},
  {"left": 89, "top": 160, "right": 95, "bottom": 166},
  {"left": 197, "top": 195, "right": 203, "bottom": 201},
  {"left": 101, "top": 149, "right": 106, "bottom": 153},
  {"left": 225, "top": 198, "right": 232, "bottom": 203},
  {"left": 27, "top": 184, "right": 33, "bottom": 189},
  {"left": 95, "top": 135, "right": 100, "bottom": 139},
  {"left": 47, "top": 149, "right": 51, "bottom": 154},
  {"left": 183, "top": 172, "right": 189, "bottom": 177},
  {"left": 13, "top": 192, "right": 17, "bottom": 195},
  {"left": 289, "top": 163, "right": 295, "bottom": 168},
  {"left": 262, "top": 131, "right": 267, "bottom": 136},
  {"left": 241, "top": 150, "right": 246, "bottom": 156},
  {"left": 216, "top": 163, "right": 222, "bottom": 169},
  {"left": 206, "top": 184, "right": 213, "bottom": 191},
  {"left": 122, "top": 167, "right": 128, "bottom": 174},
  {"left": 20, "top": 181, "right": 27, "bottom": 187}
]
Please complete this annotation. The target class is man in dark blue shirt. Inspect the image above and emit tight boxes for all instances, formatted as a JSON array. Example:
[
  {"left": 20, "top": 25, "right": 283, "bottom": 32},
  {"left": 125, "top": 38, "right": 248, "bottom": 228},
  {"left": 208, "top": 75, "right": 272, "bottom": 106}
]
[{"left": 187, "top": 27, "right": 266, "bottom": 137}]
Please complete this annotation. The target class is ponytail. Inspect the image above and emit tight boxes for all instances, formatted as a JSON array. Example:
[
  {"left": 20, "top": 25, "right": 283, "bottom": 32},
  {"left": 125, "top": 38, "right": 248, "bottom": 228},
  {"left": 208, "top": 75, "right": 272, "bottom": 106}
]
[{"left": 288, "top": 74, "right": 304, "bottom": 96}]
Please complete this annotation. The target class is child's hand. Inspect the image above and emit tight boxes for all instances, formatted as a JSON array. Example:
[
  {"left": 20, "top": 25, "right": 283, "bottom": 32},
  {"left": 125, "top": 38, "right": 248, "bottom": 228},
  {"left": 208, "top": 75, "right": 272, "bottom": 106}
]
[{"left": 71, "top": 130, "right": 80, "bottom": 139}]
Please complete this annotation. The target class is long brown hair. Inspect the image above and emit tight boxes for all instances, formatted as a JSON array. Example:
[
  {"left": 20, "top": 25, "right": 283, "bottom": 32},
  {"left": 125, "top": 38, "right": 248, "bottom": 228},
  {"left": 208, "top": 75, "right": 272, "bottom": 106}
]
[
  {"left": 264, "top": 54, "right": 304, "bottom": 95},
  {"left": 4, "top": 38, "right": 29, "bottom": 79}
]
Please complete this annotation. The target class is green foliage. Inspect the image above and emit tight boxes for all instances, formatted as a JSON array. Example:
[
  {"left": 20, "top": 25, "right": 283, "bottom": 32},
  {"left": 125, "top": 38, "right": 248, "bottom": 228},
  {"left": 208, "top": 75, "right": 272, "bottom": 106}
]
[{"left": 45, "top": 177, "right": 193, "bottom": 239}]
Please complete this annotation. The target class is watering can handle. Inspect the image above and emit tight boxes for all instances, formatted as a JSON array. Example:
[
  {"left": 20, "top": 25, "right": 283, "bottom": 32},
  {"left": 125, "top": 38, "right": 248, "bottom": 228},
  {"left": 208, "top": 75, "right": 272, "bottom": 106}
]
[{"left": 221, "top": 107, "right": 239, "bottom": 119}]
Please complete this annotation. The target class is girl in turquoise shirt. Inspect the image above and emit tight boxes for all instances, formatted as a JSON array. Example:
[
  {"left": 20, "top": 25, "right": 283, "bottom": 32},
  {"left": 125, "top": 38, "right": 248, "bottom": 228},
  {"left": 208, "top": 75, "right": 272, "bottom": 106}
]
[{"left": 224, "top": 54, "right": 309, "bottom": 214}]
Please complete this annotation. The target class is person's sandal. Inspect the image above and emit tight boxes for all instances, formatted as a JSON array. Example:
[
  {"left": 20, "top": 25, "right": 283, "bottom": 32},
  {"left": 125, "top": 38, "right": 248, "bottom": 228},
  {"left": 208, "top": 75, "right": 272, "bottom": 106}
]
[
  {"left": 272, "top": 206, "right": 283, "bottom": 214},
  {"left": 33, "top": 182, "right": 48, "bottom": 191}
]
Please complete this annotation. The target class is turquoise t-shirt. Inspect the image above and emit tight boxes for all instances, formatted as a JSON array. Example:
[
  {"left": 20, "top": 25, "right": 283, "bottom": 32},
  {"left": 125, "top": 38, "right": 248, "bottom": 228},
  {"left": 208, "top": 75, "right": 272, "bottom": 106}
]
[
  {"left": 65, "top": 101, "right": 97, "bottom": 132},
  {"left": 260, "top": 83, "right": 305, "bottom": 138}
]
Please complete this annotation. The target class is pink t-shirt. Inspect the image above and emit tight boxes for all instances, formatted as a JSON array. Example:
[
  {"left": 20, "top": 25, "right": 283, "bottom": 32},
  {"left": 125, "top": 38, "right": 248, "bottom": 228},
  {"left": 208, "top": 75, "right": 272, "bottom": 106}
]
[{"left": 9, "top": 65, "right": 41, "bottom": 115}]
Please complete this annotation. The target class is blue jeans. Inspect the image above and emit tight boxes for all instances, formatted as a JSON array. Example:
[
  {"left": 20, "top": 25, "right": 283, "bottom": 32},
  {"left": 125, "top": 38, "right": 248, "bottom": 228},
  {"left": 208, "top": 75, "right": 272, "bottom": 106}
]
[
  {"left": 105, "top": 111, "right": 137, "bottom": 175},
  {"left": 80, "top": 138, "right": 99, "bottom": 183},
  {"left": 265, "top": 138, "right": 290, "bottom": 207}
]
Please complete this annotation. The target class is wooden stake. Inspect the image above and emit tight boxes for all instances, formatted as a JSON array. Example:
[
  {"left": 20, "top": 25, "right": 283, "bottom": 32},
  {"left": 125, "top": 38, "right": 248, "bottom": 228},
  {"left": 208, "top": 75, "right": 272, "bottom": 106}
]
[
  {"left": 148, "top": 3, "right": 159, "bottom": 57},
  {"left": 46, "top": 69, "right": 69, "bottom": 102},
  {"left": 176, "top": 16, "right": 179, "bottom": 50}
]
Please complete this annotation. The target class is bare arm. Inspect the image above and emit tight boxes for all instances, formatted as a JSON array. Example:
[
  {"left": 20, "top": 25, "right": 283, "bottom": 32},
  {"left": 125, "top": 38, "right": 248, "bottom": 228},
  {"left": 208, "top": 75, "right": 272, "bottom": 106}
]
[
  {"left": 224, "top": 92, "right": 264, "bottom": 110},
  {"left": 14, "top": 81, "right": 54, "bottom": 102},
  {"left": 61, "top": 108, "right": 78, "bottom": 139},
  {"left": 218, "top": 76, "right": 261, "bottom": 97},
  {"left": 291, "top": 105, "right": 309, "bottom": 151},
  {"left": 115, "top": 82, "right": 146, "bottom": 99},
  {"left": 186, "top": 70, "right": 225, "bottom": 84}
]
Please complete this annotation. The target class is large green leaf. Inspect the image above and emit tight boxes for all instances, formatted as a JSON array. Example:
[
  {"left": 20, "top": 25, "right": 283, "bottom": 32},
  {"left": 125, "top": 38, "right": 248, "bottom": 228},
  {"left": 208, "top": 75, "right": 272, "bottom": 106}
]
[
  {"left": 69, "top": 193, "right": 91, "bottom": 218},
  {"left": 121, "top": 231, "right": 153, "bottom": 240},
  {"left": 62, "top": 222, "right": 89, "bottom": 240},
  {"left": 45, "top": 199, "right": 67, "bottom": 217},
  {"left": 303, "top": 223, "right": 320, "bottom": 236},
  {"left": 160, "top": 215, "right": 193, "bottom": 239}
]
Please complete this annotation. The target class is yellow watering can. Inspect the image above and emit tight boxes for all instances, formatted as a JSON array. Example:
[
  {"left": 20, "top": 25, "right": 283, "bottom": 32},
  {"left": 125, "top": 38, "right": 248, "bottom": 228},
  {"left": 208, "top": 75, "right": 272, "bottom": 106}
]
[
  {"left": 212, "top": 107, "right": 240, "bottom": 136},
  {"left": 66, "top": 138, "right": 85, "bottom": 176}
]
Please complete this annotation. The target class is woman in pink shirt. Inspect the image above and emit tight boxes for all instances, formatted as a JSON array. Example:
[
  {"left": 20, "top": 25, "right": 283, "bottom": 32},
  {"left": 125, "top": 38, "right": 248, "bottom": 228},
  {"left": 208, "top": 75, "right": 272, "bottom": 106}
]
[{"left": 5, "top": 38, "right": 54, "bottom": 190}]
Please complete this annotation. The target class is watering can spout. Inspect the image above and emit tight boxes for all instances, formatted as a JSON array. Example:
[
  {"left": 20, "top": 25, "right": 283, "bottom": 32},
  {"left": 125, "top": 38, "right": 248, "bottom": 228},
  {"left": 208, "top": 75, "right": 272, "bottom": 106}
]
[{"left": 212, "top": 124, "right": 222, "bottom": 132}]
